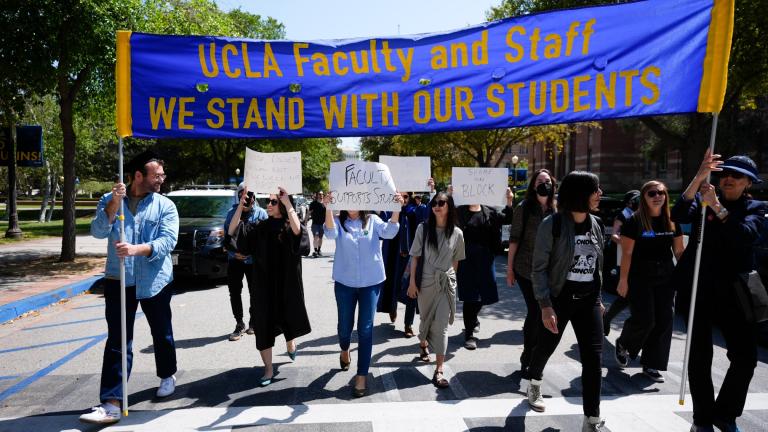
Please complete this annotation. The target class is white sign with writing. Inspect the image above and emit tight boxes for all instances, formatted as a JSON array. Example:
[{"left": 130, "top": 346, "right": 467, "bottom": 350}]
[
  {"left": 379, "top": 155, "right": 431, "bottom": 192},
  {"left": 243, "top": 149, "right": 302, "bottom": 194},
  {"left": 328, "top": 161, "right": 400, "bottom": 211},
  {"left": 451, "top": 167, "right": 508, "bottom": 207}
]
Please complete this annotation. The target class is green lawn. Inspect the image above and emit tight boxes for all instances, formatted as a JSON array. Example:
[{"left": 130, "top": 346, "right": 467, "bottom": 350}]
[{"left": 0, "top": 217, "right": 93, "bottom": 245}]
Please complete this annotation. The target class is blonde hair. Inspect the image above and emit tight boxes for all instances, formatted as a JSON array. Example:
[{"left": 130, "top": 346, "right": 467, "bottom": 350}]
[{"left": 636, "top": 180, "right": 674, "bottom": 233}]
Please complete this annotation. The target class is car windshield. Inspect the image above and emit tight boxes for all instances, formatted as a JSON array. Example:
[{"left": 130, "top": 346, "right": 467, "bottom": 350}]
[{"left": 169, "top": 196, "right": 232, "bottom": 218}]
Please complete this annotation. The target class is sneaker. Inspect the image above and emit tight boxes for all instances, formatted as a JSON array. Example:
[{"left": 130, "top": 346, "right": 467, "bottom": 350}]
[
  {"left": 473, "top": 320, "right": 480, "bottom": 334},
  {"left": 311, "top": 251, "right": 319, "bottom": 258},
  {"left": 156, "top": 375, "right": 176, "bottom": 398},
  {"left": 643, "top": 367, "right": 665, "bottom": 383},
  {"left": 229, "top": 323, "right": 246, "bottom": 341},
  {"left": 526, "top": 379, "right": 545, "bottom": 412},
  {"left": 615, "top": 341, "right": 630, "bottom": 368},
  {"left": 713, "top": 418, "right": 741, "bottom": 432},
  {"left": 690, "top": 425, "right": 715, "bottom": 432},
  {"left": 464, "top": 337, "right": 478, "bottom": 350},
  {"left": 245, "top": 326, "right": 255, "bottom": 335},
  {"left": 79, "top": 403, "right": 121, "bottom": 424},
  {"left": 582, "top": 416, "right": 606, "bottom": 432}
]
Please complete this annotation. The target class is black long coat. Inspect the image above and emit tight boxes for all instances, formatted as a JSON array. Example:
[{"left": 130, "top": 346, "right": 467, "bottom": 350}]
[{"left": 236, "top": 218, "right": 312, "bottom": 351}]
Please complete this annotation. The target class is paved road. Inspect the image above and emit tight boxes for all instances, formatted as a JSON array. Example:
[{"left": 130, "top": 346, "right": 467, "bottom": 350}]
[{"left": 1, "top": 239, "right": 767, "bottom": 431}]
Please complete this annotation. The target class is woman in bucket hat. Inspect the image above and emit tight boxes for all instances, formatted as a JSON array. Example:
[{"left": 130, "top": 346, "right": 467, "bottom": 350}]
[{"left": 672, "top": 150, "right": 768, "bottom": 432}]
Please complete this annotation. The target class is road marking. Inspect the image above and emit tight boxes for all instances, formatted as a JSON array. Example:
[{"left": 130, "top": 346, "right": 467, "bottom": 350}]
[
  {"left": 3, "top": 393, "right": 764, "bottom": 431},
  {"left": 373, "top": 367, "right": 402, "bottom": 402},
  {"left": 0, "top": 334, "right": 107, "bottom": 402}
]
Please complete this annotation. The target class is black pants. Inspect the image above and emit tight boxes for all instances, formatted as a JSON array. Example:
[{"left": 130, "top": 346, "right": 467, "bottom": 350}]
[
  {"left": 100, "top": 280, "right": 176, "bottom": 402},
  {"left": 688, "top": 292, "right": 758, "bottom": 426},
  {"left": 463, "top": 301, "right": 482, "bottom": 339},
  {"left": 603, "top": 295, "right": 628, "bottom": 324},
  {"left": 227, "top": 258, "right": 255, "bottom": 326},
  {"left": 527, "top": 290, "right": 603, "bottom": 418},
  {"left": 516, "top": 273, "right": 540, "bottom": 377},
  {"left": 616, "top": 272, "right": 674, "bottom": 370}
]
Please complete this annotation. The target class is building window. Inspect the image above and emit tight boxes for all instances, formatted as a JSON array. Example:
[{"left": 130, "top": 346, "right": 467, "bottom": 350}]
[{"left": 657, "top": 152, "right": 668, "bottom": 176}]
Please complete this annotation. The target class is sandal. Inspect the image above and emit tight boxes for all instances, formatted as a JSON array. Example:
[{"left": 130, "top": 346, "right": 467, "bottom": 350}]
[
  {"left": 404, "top": 326, "right": 415, "bottom": 338},
  {"left": 419, "top": 344, "right": 430, "bottom": 362},
  {"left": 432, "top": 370, "right": 450, "bottom": 388}
]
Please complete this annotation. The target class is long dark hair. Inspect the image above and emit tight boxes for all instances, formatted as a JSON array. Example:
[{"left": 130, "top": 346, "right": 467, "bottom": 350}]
[
  {"left": 338, "top": 210, "right": 370, "bottom": 232},
  {"left": 426, "top": 192, "right": 457, "bottom": 249},
  {"left": 523, "top": 168, "right": 557, "bottom": 214},
  {"left": 269, "top": 193, "right": 296, "bottom": 241}
]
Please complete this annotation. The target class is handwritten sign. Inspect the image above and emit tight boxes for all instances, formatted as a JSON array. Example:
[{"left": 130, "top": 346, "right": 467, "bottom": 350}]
[
  {"left": 451, "top": 167, "right": 508, "bottom": 207},
  {"left": 328, "top": 161, "right": 400, "bottom": 212},
  {"left": 243, "top": 149, "right": 302, "bottom": 194},
  {"left": 379, "top": 156, "right": 431, "bottom": 192}
]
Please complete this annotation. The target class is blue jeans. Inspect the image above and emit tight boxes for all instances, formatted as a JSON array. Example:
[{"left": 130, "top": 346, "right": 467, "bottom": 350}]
[
  {"left": 100, "top": 280, "right": 176, "bottom": 403},
  {"left": 335, "top": 282, "right": 381, "bottom": 376}
]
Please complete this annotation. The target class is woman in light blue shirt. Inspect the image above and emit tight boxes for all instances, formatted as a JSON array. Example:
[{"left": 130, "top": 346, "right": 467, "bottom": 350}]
[{"left": 323, "top": 193, "right": 404, "bottom": 397}]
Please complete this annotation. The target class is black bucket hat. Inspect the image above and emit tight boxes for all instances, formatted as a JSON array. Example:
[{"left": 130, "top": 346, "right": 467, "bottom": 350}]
[{"left": 721, "top": 155, "right": 762, "bottom": 183}]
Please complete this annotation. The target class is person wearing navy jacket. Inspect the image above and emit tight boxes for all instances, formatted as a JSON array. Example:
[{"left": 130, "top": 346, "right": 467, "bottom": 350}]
[{"left": 672, "top": 151, "right": 768, "bottom": 432}]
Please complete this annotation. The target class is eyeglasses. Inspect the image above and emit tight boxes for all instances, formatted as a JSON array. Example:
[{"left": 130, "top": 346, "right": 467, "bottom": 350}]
[
  {"left": 646, "top": 189, "right": 666, "bottom": 198},
  {"left": 431, "top": 199, "right": 448, "bottom": 208},
  {"left": 717, "top": 171, "right": 746, "bottom": 180},
  {"left": 268, "top": 199, "right": 279, "bottom": 206},
  {"left": 151, "top": 173, "right": 167, "bottom": 181}
]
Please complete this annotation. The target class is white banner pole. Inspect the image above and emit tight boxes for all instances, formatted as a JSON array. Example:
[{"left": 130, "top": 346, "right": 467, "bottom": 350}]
[
  {"left": 118, "top": 137, "right": 129, "bottom": 416},
  {"left": 679, "top": 111, "right": 719, "bottom": 405}
]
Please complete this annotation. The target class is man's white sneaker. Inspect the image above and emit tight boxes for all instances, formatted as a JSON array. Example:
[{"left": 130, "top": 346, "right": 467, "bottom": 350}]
[
  {"left": 526, "top": 378, "right": 546, "bottom": 412},
  {"left": 156, "top": 375, "right": 176, "bottom": 397},
  {"left": 582, "top": 415, "right": 606, "bottom": 431},
  {"left": 79, "top": 403, "right": 121, "bottom": 424}
]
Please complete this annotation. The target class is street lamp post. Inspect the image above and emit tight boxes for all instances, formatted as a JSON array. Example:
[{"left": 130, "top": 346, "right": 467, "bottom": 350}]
[
  {"left": 511, "top": 155, "right": 519, "bottom": 196},
  {"left": 235, "top": 168, "right": 241, "bottom": 185}
]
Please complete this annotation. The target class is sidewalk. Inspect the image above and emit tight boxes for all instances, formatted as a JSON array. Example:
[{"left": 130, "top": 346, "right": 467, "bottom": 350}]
[{"left": 0, "top": 235, "right": 107, "bottom": 323}]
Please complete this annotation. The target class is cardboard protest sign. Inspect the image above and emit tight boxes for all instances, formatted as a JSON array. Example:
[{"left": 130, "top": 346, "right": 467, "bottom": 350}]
[
  {"left": 379, "top": 155, "right": 431, "bottom": 192},
  {"left": 451, "top": 167, "right": 508, "bottom": 207},
  {"left": 328, "top": 161, "right": 400, "bottom": 211},
  {"left": 243, "top": 148, "right": 302, "bottom": 193}
]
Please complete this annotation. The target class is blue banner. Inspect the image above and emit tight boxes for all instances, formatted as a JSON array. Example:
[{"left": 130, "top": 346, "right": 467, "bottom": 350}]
[
  {"left": 0, "top": 126, "right": 44, "bottom": 167},
  {"left": 117, "top": 0, "right": 733, "bottom": 139}
]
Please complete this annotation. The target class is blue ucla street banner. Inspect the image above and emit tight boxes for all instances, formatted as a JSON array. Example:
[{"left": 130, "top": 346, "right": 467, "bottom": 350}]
[{"left": 116, "top": 0, "right": 734, "bottom": 139}]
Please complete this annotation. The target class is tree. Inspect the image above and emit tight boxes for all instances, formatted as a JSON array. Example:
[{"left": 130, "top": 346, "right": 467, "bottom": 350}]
[{"left": 488, "top": 0, "right": 768, "bottom": 180}]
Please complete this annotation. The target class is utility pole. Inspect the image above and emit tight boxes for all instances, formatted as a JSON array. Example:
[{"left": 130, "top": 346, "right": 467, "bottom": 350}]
[{"left": 4, "top": 126, "right": 22, "bottom": 239}]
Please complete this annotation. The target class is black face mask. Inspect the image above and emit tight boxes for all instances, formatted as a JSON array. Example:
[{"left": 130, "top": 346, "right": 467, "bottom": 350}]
[{"left": 535, "top": 182, "right": 552, "bottom": 197}]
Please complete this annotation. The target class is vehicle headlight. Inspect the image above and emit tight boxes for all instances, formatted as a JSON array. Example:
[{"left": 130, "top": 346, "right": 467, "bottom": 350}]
[{"left": 207, "top": 228, "right": 225, "bottom": 246}]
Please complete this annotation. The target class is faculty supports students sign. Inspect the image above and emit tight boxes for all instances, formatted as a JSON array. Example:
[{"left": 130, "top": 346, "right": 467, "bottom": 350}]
[
  {"left": 328, "top": 161, "right": 400, "bottom": 212},
  {"left": 116, "top": 0, "right": 734, "bottom": 139}
]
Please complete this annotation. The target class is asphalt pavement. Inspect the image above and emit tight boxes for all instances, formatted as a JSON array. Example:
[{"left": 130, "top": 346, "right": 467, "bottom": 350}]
[{"left": 1, "top": 239, "right": 767, "bottom": 431}]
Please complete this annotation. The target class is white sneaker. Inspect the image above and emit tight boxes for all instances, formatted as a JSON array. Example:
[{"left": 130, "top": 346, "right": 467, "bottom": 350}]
[
  {"left": 79, "top": 403, "right": 121, "bottom": 424},
  {"left": 582, "top": 416, "right": 606, "bottom": 432},
  {"left": 526, "top": 378, "right": 545, "bottom": 412},
  {"left": 156, "top": 375, "right": 176, "bottom": 397}
]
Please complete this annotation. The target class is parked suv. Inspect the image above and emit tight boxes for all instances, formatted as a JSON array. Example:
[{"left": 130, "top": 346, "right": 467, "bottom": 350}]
[{"left": 167, "top": 187, "right": 236, "bottom": 279}]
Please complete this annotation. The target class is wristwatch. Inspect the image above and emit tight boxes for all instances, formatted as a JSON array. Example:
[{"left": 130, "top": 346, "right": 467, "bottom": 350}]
[{"left": 716, "top": 206, "right": 729, "bottom": 220}]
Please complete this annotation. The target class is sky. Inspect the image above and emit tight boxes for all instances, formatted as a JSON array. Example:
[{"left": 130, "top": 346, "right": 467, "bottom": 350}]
[{"left": 216, "top": 0, "right": 502, "bottom": 149}]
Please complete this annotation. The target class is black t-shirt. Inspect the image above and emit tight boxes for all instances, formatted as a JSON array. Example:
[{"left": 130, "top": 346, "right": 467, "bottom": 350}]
[
  {"left": 563, "top": 218, "right": 599, "bottom": 295},
  {"left": 309, "top": 200, "right": 326, "bottom": 224},
  {"left": 622, "top": 214, "right": 682, "bottom": 262}
]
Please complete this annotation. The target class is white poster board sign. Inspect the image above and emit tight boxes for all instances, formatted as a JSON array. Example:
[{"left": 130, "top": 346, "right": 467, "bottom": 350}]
[
  {"left": 379, "top": 155, "right": 431, "bottom": 192},
  {"left": 451, "top": 167, "right": 508, "bottom": 207},
  {"left": 328, "top": 161, "right": 400, "bottom": 212},
  {"left": 243, "top": 149, "right": 302, "bottom": 194}
]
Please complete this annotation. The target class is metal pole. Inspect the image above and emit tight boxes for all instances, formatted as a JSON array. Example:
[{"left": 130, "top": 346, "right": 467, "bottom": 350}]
[
  {"left": 118, "top": 137, "right": 129, "bottom": 416},
  {"left": 679, "top": 111, "right": 719, "bottom": 405}
]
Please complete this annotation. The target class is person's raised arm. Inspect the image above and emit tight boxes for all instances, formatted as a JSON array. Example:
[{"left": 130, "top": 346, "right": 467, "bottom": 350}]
[
  {"left": 228, "top": 185, "right": 248, "bottom": 236},
  {"left": 278, "top": 186, "right": 301, "bottom": 236}
]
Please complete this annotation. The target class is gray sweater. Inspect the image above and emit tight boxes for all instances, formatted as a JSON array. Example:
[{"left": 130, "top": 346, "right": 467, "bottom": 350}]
[{"left": 532, "top": 212, "right": 604, "bottom": 308}]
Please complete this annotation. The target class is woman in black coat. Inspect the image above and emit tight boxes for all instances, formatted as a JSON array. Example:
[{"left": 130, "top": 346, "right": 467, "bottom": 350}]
[
  {"left": 672, "top": 151, "right": 767, "bottom": 432},
  {"left": 455, "top": 188, "right": 513, "bottom": 350},
  {"left": 229, "top": 186, "right": 311, "bottom": 387}
]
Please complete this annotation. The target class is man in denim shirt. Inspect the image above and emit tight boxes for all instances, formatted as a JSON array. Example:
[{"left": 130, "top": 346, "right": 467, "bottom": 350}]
[
  {"left": 80, "top": 150, "right": 179, "bottom": 425},
  {"left": 223, "top": 182, "right": 267, "bottom": 341}
]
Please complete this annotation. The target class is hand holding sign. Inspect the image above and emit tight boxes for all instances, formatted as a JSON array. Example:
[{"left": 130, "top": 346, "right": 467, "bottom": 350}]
[
  {"left": 244, "top": 149, "right": 302, "bottom": 194},
  {"left": 328, "top": 161, "right": 400, "bottom": 212}
]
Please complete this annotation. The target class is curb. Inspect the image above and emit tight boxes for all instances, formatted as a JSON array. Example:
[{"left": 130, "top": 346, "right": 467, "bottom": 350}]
[{"left": 0, "top": 275, "right": 103, "bottom": 324}]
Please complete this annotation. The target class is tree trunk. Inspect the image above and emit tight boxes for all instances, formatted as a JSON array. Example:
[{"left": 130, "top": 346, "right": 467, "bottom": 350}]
[
  {"left": 38, "top": 160, "right": 51, "bottom": 223},
  {"left": 59, "top": 97, "right": 77, "bottom": 262}
]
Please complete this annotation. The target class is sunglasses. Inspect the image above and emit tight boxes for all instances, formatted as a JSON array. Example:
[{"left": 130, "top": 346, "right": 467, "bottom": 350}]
[
  {"left": 646, "top": 189, "right": 666, "bottom": 198},
  {"left": 431, "top": 199, "right": 448, "bottom": 208},
  {"left": 716, "top": 171, "right": 746, "bottom": 180},
  {"left": 268, "top": 199, "right": 279, "bottom": 206}
]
